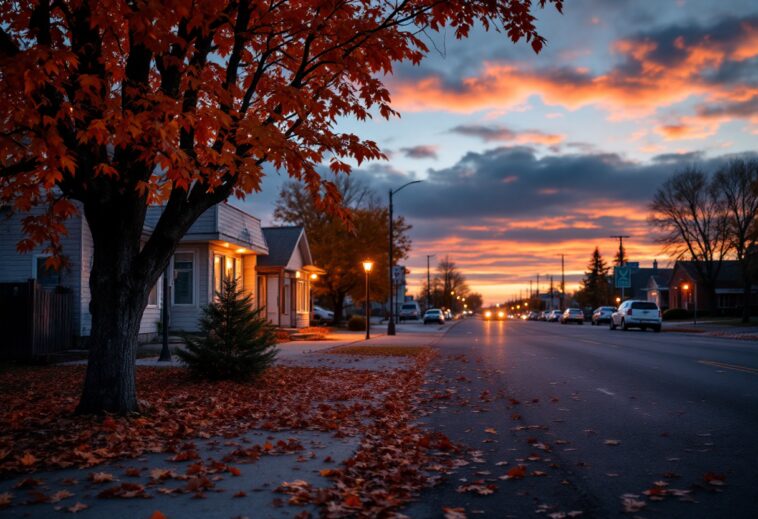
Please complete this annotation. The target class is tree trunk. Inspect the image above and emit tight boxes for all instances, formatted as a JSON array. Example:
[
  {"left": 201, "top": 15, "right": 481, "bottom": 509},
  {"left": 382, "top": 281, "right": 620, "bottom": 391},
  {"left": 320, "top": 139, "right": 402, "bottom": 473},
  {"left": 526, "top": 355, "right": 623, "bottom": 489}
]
[
  {"left": 76, "top": 199, "right": 156, "bottom": 415},
  {"left": 331, "top": 292, "right": 346, "bottom": 324}
]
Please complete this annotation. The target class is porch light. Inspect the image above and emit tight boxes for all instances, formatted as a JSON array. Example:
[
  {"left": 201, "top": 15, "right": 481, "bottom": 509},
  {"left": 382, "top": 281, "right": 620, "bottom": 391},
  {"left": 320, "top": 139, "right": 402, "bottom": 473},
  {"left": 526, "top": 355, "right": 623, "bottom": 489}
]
[
  {"left": 296, "top": 271, "right": 301, "bottom": 278},
  {"left": 236, "top": 247, "right": 246, "bottom": 254},
  {"left": 310, "top": 273, "right": 318, "bottom": 280},
  {"left": 682, "top": 283, "right": 689, "bottom": 291},
  {"left": 362, "top": 260, "right": 373, "bottom": 273}
]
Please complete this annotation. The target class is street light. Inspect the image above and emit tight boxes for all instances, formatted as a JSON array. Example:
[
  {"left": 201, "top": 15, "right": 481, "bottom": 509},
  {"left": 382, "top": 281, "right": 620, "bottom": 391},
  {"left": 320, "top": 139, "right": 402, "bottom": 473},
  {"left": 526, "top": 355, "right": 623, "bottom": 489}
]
[
  {"left": 615, "top": 296, "right": 621, "bottom": 305},
  {"left": 363, "top": 260, "right": 373, "bottom": 340},
  {"left": 682, "top": 283, "right": 697, "bottom": 325},
  {"left": 388, "top": 180, "right": 423, "bottom": 336},
  {"left": 309, "top": 273, "right": 318, "bottom": 324}
]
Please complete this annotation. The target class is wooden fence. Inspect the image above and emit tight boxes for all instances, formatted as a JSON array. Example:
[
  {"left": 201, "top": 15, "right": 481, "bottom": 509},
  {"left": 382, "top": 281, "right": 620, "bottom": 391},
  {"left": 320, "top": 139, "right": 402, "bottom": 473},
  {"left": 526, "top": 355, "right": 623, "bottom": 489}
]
[{"left": 0, "top": 280, "right": 73, "bottom": 360}]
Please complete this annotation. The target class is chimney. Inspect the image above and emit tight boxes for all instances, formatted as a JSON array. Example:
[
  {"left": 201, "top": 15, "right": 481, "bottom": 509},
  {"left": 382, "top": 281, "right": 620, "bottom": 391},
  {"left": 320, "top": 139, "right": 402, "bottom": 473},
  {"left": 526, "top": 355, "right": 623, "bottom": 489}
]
[{"left": 653, "top": 259, "right": 658, "bottom": 271}]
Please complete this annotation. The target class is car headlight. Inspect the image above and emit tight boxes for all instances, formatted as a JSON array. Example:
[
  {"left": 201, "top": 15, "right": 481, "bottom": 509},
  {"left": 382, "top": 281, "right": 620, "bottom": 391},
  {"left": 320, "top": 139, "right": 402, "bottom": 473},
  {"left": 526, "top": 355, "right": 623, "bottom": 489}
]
[
  {"left": 485, "top": 311, "right": 492, "bottom": 318},
  {"left": 497, "top": 311, "right": 505, "bottom": 318}
]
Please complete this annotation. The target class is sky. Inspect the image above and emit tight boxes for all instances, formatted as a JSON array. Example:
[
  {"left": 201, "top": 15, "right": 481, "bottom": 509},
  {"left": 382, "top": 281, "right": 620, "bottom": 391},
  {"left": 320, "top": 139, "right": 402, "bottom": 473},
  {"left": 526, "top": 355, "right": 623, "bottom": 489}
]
[{"left": 241, "top": 0, "right": 758, "bottom": 305}]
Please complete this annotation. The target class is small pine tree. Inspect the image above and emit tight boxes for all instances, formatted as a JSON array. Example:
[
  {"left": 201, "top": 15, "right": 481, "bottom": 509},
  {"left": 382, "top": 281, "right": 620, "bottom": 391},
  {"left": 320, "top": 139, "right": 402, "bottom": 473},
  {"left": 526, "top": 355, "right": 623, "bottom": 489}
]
[{"left": 177, "top": 277, "right": 277, "bottom": 380}]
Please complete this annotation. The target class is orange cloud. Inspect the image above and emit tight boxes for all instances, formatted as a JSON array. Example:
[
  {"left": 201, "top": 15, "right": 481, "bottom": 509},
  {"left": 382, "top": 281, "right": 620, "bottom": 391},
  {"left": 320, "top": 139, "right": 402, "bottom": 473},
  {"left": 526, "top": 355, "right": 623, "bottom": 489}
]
[{"left": 389, "top": 19, "right": 757, "bottom": 132}]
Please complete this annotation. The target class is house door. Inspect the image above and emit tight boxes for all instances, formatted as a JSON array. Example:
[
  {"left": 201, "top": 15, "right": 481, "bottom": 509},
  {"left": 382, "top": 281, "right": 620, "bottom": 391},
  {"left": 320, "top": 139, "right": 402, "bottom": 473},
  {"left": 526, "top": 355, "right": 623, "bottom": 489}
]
[{"left": 266, "top": 277, "right": 279, "bottom": 325}]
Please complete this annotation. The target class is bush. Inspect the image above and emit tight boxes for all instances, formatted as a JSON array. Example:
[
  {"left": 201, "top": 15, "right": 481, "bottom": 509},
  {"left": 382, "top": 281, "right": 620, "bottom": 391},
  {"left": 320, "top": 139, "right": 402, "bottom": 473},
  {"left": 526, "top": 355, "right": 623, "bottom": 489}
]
[
  {"left": 347, "top": 315, "right": 366, "bottom": 331},
  {"left": 177, "top": 277, "right": 277, "bottom": 380},
  {"left": 663, "top": 308, "right": 691, "bottom": 320}
]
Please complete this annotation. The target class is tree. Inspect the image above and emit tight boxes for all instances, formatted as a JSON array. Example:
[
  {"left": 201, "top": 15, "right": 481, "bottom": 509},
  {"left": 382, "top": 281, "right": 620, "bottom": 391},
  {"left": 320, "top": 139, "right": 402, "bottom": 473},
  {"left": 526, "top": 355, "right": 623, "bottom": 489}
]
[
  {"left": 649, "top": 167, "right": 730, "bottom": 314},
  {"left": 0, "top": 0, "right": 562, "bottom": 413},
  {"left": 274, "top": 177, "right": 411, "bottom": 323},
  {"left": 575, "top": 247, "right": 611, "bottom": 309},
  {"left": 425, "top": 256, "right": 469, "bottom": 311},
  {"left": 177, "top": 277, "right": 277, "bottom": 380},
  {"left": 465, "top": 292, "right": 484, "bottom": 313},
  {"left": 613, "top": 244, "right": 627, "bottom": 267},
  {"left": 713, "top": 159, "right": 758, "bottom": 323}
]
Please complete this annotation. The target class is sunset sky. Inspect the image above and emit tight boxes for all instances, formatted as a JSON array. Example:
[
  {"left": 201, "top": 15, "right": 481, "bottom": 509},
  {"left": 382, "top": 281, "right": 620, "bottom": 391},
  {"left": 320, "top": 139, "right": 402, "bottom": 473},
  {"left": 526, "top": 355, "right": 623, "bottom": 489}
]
[{"left": 243, "top": 0, "right": 758, "bottom": 305}]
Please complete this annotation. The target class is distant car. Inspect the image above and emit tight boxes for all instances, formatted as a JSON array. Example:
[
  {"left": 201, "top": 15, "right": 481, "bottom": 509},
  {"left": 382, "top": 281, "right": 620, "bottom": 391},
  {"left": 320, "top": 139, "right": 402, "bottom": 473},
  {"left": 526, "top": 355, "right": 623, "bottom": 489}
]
[
  {"left": 528, "top": 311, "right": 540, "bottom": 321},
  {"left": 312, "top": 305, "right": 334, "bottom": 323},
  {"left": 423, "top": 309, "right": 445, "bottom": 325},
  {"left": 560, "top": 308, "right": 584, "bottom": 324},
  {"left": 483, "top": 309, "right": 506, "bottom": 320},
  {"left": 546, "top": 309, "right": 562, "bottom": 322},
  {"left": 591, "top": 306, "right": 616, "bottom": 325},
  {"left": 538, "top": 311, "right": 548, "bottom": 321},
  {"left": 610, "top": 300, "right": 662, "bottom": 332},
  {"left": 444, "top": 309, "right": 454, "bottom": 321},
  {"left": 399, "top": 302, "right": 421, "bottom": 321}
]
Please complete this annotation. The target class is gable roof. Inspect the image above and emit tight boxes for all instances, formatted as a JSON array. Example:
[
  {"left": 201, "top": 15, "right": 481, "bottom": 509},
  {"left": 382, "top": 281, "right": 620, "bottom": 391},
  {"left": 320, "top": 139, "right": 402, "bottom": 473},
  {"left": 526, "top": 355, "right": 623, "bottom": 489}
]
[
  {"left": 258, "top": 226, "right": 307, "bottom": 268},
  {"left": 673, "top": 260, "right": 751, "bottom": 288}
]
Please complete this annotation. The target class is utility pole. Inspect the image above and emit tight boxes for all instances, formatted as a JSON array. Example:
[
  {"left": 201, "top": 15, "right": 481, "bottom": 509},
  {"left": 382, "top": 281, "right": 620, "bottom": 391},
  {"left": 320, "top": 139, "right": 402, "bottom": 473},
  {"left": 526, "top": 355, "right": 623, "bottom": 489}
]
[
  {"left": 610, "top": 235, "right": 630, "bottom": 301},
  {"left": 529, "top": 280, "right": 533, "bottom": 299},
  {"left": 536, "top": 274, "right": 540, "bottom": 298},
  {"left": 549, "top": 275, "right": 554, "bottom": 310},
  {"left": 557, "top": 254, "right": 565, "bottom": 311},
  {"left": 426, "top": 254, "right": 435, "bottom": 310}
]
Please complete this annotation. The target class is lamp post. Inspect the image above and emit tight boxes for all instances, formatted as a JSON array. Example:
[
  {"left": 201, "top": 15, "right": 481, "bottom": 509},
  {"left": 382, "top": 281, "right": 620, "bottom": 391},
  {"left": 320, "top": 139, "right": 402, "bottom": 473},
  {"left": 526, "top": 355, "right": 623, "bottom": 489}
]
[
  {"left": 363, "top": 260, "right": 374, "bottom": 340},
  {"left": 309, "top": 273, "right": 318, "bottom": 324},
  {"left": 388, "top": 180, "right": 423, "bottom": 336},
  {"left": 682, "top": 282, "right": 698, "bottom": 325}
]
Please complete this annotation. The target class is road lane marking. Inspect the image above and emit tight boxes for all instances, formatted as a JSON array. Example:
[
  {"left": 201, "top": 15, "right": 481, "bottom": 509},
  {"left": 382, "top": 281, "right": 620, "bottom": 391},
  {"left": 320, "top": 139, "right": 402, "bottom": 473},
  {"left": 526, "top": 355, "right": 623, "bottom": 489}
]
[
  {"left": 580, "top": 339, "right": 603, "bottom": 345},
  {"left": 697, "top": 360, "right": 758, "bottom": 375},
  {"left": 596, "top": 387, "right": 615, "bottom": 396}
]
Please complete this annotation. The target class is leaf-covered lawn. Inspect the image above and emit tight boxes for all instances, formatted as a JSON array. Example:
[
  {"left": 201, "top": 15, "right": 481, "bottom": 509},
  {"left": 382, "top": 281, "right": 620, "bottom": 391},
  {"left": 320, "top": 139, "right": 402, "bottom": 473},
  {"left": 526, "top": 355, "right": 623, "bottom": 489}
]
[{"left": 0, "top": 350, "right": 459, "bottom": 516}]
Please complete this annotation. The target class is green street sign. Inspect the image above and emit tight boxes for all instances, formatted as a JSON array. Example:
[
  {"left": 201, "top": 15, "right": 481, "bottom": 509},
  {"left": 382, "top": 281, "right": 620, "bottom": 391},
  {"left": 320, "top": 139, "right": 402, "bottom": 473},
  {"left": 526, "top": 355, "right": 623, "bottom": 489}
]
[{"left": 614, "top": 266, "right": 631, "bottom": 288}]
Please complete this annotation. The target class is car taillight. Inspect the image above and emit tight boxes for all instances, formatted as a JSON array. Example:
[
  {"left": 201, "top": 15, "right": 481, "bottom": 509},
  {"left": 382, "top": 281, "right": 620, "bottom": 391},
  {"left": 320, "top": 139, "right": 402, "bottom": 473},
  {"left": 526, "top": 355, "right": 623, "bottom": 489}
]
[{"left": 627, "top": 309, "right": 632, "bottom": 316}]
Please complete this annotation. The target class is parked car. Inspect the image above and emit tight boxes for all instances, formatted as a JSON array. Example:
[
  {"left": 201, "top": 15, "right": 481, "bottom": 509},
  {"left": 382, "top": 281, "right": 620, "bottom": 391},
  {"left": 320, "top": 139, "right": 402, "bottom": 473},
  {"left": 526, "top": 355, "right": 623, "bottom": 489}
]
[
  {"left": 312, "top": 305, "right": 334, "bottom": 324},
  {"left": 527, "top": 311, "right": 540, "bottom": 320},
  {"left": 538, "top": 311, "right": 548, "bottom": 321},
  {"left": 423, "top": 308, "right": 445, "bottom": 325},
  {"left": 399, "top": 302, "right": 421, "bottom": 321},
  {"left": 444, "top": 309, "right": 454, "bottom": 321},
  {"left": 610, "top": 300, "right": 662, "bottom": 332},
  {"left": 483, "top": 308, "right": 506, "bottom": 320},
  {"left": 546, "top": 309, "right": 562, "bottom": 322},
  {"left": 591, "top": 306, "right": 616, "bottom": 325},
  {"left": 560, "top": 308, "right": 585, "bottom": 324}
]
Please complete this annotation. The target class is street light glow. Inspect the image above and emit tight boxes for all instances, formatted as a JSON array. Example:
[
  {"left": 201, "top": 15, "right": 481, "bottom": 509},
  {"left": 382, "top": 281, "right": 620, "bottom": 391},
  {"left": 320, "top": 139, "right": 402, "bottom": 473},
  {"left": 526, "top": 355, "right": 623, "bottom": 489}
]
[{"left": 362, "top": 260, "right": 374, "bottom": 273}]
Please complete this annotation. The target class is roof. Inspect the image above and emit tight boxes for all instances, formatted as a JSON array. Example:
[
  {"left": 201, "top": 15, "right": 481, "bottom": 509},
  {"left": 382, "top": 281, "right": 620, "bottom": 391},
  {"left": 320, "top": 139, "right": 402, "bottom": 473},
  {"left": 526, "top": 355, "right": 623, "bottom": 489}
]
[
  {"left": 649, "top": 269, "right": 674, "bottom": 288},
  {"left": 673, "top": 260, "right": 752, "bottom": 289},
  {"left": 258, "top": 227, "right": 305, "bottom": 267}
]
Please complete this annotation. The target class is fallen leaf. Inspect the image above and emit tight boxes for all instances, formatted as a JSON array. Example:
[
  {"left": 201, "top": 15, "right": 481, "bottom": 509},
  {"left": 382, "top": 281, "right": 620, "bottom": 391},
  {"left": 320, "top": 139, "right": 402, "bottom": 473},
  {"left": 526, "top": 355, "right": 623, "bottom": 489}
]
[
  {"left": 19, "top": 453, "right": 37, "bottom": 467},
  {"left": 0, "top": 492, "right": 12, "bottom": 509},
  {"left": 67, "top": 502, "right": 89, "bottom": 513},
  {"left": 504, "top": 465, "right": 527, "bottom": 480},
  {"left": 604, "top": 439, "right": 621, "bottom": 446},
  {"left": 90, "top": 472, "right": 115, "bottom": 484},
  {"left": 149, "top": 512, "right": 167, "bottom": 519},
  {"left": 50, "top": 490, "right": 74, "bottom": 503},
  {"left": 484, "top": 428, "right": 497, "bottom": 435},
  {"left": 443, "top": 507, "right": 467, "bottom": 519},
  {"left": 343, "top": 494, "right": 362, "bottom": 508}
]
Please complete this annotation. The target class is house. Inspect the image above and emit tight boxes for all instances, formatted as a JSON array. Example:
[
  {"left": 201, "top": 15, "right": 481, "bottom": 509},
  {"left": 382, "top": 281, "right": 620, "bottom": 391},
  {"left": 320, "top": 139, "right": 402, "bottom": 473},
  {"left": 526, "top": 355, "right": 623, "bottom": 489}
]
[
  {"left": 257, "top": 226, "right": 324, "bottom": 328},
  {"left": 668, "top": 260, "right": 758, "bottom": 313},
  {"left": 645, "top": 266, "right": 675, "bottom": 309},
  {"left": 1, "top": 203, "right": 323, "bottom": 352}
]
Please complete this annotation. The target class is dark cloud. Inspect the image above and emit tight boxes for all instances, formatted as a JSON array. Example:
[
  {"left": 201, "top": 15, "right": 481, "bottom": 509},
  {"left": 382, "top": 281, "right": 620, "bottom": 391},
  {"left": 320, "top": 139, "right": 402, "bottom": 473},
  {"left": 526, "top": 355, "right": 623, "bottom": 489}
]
[
  {"left": 399, "top": 145, "right": 439, "bottom": 159},
  {"left": 449, "top": 124, "right": 563, "bottom": 146},
  {"left": 652, "top": 151, "right": 706, "bottom": 163},
  {"left": 696, "top": 95, "right": 758, "bottom": 119}
]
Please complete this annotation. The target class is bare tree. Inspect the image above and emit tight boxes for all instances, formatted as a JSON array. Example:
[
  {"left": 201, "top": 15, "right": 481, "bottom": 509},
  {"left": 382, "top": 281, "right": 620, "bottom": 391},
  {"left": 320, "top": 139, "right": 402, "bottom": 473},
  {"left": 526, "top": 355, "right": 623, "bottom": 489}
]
[
  {"left": 713, "top": 159, "right": 758, "bottom": 322},
  {"left": 649, "top": 167, "right": 731, "bottom": 314}
]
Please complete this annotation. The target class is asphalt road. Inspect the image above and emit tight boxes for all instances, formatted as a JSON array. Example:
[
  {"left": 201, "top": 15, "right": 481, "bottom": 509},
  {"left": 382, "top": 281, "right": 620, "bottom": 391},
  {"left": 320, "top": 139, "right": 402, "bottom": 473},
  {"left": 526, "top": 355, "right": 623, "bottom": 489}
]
[{"left": 404, "top": 318, "right": 758, "bottom": 518}]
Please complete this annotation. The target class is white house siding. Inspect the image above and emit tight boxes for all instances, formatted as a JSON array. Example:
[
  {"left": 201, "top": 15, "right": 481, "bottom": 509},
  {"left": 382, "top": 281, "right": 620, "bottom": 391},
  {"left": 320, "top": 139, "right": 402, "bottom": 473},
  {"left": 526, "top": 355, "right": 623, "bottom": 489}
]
[
  {"left": 266, "top": 276, "right": 280, "bottom": 325},
  {"left": 0, "top": 207, "right": 86, "bottom": 340}
]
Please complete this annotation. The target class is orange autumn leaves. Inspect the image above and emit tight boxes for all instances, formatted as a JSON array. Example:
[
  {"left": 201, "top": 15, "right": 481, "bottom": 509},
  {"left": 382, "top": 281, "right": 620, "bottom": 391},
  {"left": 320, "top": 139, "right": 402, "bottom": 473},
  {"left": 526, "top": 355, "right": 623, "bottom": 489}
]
[{"left": 0, "top": 0, "right": 563, "bottom": 253}]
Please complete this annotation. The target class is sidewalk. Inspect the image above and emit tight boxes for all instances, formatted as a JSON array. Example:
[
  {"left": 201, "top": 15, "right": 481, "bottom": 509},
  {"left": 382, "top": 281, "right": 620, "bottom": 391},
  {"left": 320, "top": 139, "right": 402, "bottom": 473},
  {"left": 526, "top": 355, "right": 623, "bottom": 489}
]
[
  {"left": 664, "top": 319, "right": 758, "bottom": 340},
  {"left": 0, "top": 321, "right": 456, "bottom": 518}
]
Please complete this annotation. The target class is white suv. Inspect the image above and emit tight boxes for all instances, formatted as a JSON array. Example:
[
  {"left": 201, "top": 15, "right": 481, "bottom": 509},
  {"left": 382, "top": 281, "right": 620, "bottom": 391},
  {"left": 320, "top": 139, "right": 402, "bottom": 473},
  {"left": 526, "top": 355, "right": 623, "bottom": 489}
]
[{"left": 610, "top": 300, "right": 662, "bottom": 332}]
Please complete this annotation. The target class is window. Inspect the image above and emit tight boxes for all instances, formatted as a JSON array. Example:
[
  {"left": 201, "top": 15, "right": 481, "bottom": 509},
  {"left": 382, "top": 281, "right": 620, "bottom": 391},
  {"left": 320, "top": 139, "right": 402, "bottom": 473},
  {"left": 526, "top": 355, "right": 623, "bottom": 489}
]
[
  {"left": 174, "top": 252, "right": 194, "bottom": 305},
  {"left": 297, "top": 280, "right": 307, "bottom": 312},
  {"left": 631, "top": 302, "right": 658, "bottom": 310},
  {"left": 35, "top": 256, "right": 59, "bottom": 288},
  {"left": 213, "top": 254, "right": 243, "bottom": 299}
]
